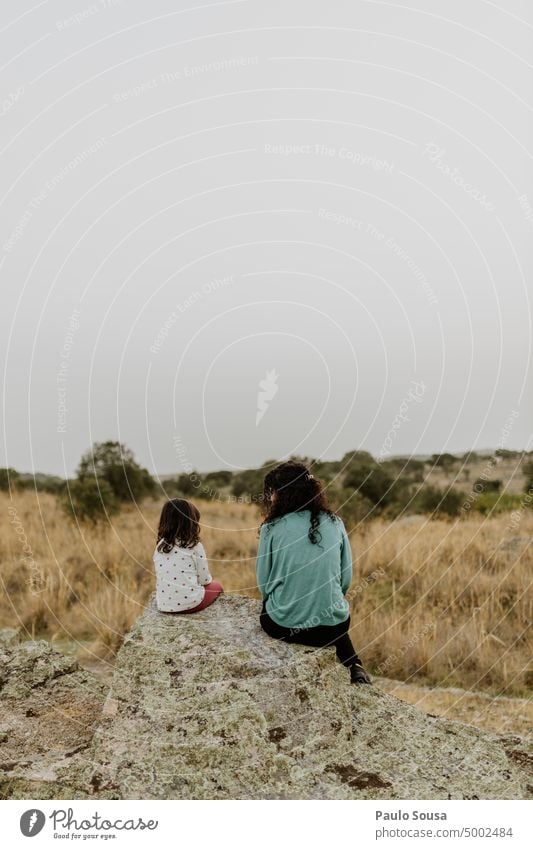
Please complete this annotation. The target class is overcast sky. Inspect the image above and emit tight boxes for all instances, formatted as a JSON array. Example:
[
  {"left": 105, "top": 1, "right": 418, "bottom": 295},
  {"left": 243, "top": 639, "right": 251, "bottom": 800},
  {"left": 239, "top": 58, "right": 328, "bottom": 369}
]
[{"left": 1, "top": 0, "right": 532, "bottom": 477}]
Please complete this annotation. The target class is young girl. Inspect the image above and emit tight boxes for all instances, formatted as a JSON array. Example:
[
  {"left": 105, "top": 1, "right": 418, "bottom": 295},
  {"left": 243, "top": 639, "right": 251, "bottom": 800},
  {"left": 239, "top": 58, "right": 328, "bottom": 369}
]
[
  {"left": 256, "top": 461, "right": 371, "bottom": 685},
  {"left": 154, "top": 498, "right": 223, "bottom": 613}
]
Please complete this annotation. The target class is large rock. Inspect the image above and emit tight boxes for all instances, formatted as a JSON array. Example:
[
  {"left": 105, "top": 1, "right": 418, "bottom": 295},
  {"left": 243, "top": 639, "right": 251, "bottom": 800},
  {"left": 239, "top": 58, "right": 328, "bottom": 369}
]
[
  {"left": 1, "top": 597, "right": 530, "bottom": 800},
  {"left": 85, "top": 595, "right": 530, "bottom": 800},
  {"left": 0, "top": 640, "right": 107, "bottom": 798}
]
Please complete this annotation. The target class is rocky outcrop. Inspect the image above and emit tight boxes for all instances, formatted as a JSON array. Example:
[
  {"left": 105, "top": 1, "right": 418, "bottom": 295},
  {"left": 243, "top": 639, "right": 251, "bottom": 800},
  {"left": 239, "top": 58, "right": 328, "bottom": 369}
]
[
  {"left": 1, "top": 598, "right": 531, "bottom": 800},
  {"left": 377, "top": 677, "right": 533, "bottom": 737},
  {"left": 85, "top": 596, "right": 531, "bottom": 799},
  {"left": 0, "top": 635, "right": 107, "bottom": 798}
]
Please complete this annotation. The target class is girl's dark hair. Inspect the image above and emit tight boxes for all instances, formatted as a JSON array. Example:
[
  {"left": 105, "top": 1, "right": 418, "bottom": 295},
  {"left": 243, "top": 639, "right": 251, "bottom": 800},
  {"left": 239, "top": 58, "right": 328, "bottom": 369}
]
[
  {"left": 261, "top": 461, "right": 336, "bottom": 544},
  {"left": 157, "top": 499, "right": 200, "bottom": 552}
]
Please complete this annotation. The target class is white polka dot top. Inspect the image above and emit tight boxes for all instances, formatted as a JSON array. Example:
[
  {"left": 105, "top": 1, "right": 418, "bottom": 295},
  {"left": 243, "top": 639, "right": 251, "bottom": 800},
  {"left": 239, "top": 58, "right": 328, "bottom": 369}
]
[{"left": 153, "top": 541, "right": 212, "bottom": 612}]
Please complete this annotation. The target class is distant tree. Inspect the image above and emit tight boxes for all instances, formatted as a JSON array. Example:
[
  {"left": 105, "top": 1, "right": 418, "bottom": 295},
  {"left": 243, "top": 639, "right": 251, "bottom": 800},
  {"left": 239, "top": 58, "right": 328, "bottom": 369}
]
[
  {"left": 0, "top": 468, "right": 20, "bottom": 491},
  {"left": 17, "top": 474, "right": 66, "bottom": 494},
  {"left": 48, "top": 477, "right": 68, "bottom": 496},
  {"left": 62, "top": 442, "right": 155, "bottom": 524},
  {"left": 311, "top": 460, "right": 341, "bottom": 483},
  {"left": 76, "top": 441, "right": 155, "bottom": 504},
  {"left": 472, "top": 478, "right": 501, "bottom": 494},
  {"left": 341, "top": 450, "right": 374, "bottom": 466},
  {"left": 522, "top": 460, "right": 533, "bottom": 493},
  {"left": 333, "top": 490, "right": 375, "bottom": 525},
  {"left": 380, "top": 457, "right": 425, "bottom": 482},
  {"left": 0, "top": 469, "right": 68, "bottom": 494},
  {"left": 231, "top": 477, "right": 249, "bottom": 499},
  {"left": 231, "top": 468, "right": 265, "bottom": 501},
  {"left": 431, "top": 453, "right": 458, "bottom": 473},
  {"left": 403, "top": 458, "right": 425, "bottom": 475},
  {"left": 202, "top": 470, "right": 233, "bottom": 489},
  {"left": 174, "top": 473, "right": 198, "bottom": 496},
  {"left": 287, "top": 454, "right": 313, "bottom": 467},
  {"left": 344, "top": 462, "right": 399, "bottom": 508}
]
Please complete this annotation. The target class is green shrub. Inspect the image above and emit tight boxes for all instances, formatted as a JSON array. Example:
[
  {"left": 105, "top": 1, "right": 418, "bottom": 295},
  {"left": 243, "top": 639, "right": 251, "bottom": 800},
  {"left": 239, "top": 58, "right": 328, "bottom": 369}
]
[
  {"left": 165, "top": 473, "right": 198, "bottom": 497},
  {"left": 333, "top": 489, "right": 375, "bottom": 526},
  {"left": 61, "top": 477, "right": 119, "bottom": 524},
  {"left": 344, "top": 462, "right": 405, "bottom": 509},
  {"left": 231, "top": 467, "right": 267, "bottom": 501},
  {"left": 471, "top": 492, "right": 529, "bottom": 516},
  {"left": 202, "top": 470, "right": 233, "bottom": 489},
  {"left": 413, "top": 485, "right": 464, "bottom": 517},
  {"left": 17, "top": 474, "right": 66, "bottom": 494},
  {"left": 521, "top": 460, "right": 533, "bottom": 494}
]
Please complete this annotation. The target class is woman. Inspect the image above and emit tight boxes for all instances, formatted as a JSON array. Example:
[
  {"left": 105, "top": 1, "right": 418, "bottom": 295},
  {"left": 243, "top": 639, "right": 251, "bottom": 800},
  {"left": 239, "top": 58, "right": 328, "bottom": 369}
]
[{"left": 256, "top": 461, "right": 371, "bottom": 685}]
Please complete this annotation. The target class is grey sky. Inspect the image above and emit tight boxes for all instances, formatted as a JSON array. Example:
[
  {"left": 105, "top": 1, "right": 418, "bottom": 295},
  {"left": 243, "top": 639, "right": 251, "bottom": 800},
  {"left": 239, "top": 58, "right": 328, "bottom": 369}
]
[{"left": 1, "top": 0, "right": 532, "bottom": 476}]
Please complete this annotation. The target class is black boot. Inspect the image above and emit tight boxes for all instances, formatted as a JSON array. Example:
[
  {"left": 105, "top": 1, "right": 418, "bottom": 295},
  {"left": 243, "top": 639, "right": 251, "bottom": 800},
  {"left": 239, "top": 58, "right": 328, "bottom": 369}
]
[{"left": 350, "top": 662, "right": 372, "bottom": 685}]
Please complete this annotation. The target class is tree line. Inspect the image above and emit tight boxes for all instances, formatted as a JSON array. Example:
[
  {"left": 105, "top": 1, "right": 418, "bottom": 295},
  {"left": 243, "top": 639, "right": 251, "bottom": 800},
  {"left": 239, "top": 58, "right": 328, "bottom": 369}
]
[{"left": 1, "top": 443, "right": 531, "bottom": 525}]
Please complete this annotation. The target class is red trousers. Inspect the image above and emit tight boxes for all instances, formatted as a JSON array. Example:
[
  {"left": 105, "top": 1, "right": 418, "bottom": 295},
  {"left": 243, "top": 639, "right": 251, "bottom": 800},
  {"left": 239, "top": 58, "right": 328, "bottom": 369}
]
[{"left": 181, "top": 580, "right": 223, "bottom": 613}]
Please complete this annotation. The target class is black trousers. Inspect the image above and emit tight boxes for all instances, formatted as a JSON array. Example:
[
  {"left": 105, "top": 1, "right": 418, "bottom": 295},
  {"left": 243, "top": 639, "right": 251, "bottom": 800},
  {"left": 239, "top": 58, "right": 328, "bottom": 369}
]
[{"left": 260, "top": 601, "right": 362, "bottom": 668}]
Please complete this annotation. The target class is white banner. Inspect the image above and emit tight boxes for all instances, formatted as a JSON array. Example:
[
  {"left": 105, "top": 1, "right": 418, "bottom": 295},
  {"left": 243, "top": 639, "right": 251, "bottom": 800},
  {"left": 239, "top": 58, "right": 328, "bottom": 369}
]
[{"left": 1, "top": 799, "right": 530, "bottom": 848}]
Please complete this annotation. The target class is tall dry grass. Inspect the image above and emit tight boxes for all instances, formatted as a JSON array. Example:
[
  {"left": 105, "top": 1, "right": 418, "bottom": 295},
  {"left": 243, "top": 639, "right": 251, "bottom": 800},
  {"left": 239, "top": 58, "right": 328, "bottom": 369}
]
[{"left": 1, "top": 491, "right": 531, "bottom": 696}]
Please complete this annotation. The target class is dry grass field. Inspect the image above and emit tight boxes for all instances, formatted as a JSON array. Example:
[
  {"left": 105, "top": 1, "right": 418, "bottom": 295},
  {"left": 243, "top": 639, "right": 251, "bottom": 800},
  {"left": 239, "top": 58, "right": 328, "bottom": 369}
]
[
  {"left": 1, "top": 491, "right": 532, "bottom": 699},
  {"left": 425, "top": 455, "right": 527, "bottom": 495}
]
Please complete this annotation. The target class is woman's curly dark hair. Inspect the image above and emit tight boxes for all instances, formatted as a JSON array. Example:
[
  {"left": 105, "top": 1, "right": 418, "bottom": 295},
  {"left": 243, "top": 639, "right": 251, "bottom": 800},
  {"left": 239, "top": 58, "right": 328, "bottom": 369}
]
[
  {"left": 261, "top": 461, "right": 336, "bottom": 544},
  {"left": 156, "top": 498, "right": 200, "bottom": 553}
]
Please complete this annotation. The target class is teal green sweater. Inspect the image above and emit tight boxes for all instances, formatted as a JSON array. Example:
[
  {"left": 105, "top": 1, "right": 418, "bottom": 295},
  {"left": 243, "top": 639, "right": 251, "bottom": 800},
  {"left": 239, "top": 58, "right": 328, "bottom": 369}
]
[{"left": 255, "top": 510, "right": 352, "bottom": 628}]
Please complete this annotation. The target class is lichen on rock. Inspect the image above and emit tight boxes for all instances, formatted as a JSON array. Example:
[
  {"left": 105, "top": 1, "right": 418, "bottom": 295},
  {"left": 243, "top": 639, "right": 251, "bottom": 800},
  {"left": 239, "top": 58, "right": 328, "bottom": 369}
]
[
  {"left": 1, "top": 596, "right": 530, "bottom": 800},
  {"left": 0, "top": 639, "right": 107, "bottom": 799},
  {"left": 86, "top": 595, "right": 530, "bottom": 800}
]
